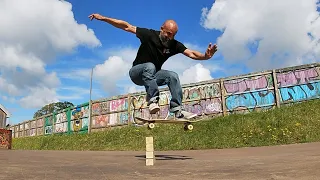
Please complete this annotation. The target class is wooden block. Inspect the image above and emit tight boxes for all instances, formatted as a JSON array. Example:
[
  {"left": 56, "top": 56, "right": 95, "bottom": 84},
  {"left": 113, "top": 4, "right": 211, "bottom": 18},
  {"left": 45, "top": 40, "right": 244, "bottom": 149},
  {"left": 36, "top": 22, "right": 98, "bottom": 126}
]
[
  {"left": 146, "top": 144, "right": 154, "bottom": 151},
  {"left": 146, "top": 151, "right": 154, "bottom": 159},
  {"left": 146, "top": 136, "right": 153, "bottom": 144},
  {"left": 146, "top": 158, "right": 154, "bottom": 166}
]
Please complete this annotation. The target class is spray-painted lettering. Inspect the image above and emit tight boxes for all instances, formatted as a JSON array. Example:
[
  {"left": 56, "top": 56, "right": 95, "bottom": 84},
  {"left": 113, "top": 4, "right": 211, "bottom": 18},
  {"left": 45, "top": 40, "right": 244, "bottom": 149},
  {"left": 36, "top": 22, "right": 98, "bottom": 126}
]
[
  {"left": 226, "top": 90, "right": 275, "bottom": 111},
  {"left": 279, "top": 81, "right": 320, "bottom": 102},
  {"left": 277, "top": 68, "right": 319, "bottom": 87},
  {"left": 224, "top": 76, "right": 269, "bottom": 94}
]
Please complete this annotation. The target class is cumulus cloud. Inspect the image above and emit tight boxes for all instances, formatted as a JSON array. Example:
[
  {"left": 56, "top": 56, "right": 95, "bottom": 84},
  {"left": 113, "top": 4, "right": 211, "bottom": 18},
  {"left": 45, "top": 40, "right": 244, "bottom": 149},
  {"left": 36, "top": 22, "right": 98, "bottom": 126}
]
[
  {"left": 62, "top": 42, "right": 221, "bottom": 97},
  {"left": 93, "top": 56, "right": 132, "bottom": 95},
  {"left": 200, "top": 0, "right": 320, "bottom": 71},
  {"left": 93, "top": 44, "right": 219, "bottom": 95},
  {"left": 180, "top": 63, "right": 213, "bottom": 84},
  {"left": 0, "top": 0, "right": 101, "bottom": 108}
]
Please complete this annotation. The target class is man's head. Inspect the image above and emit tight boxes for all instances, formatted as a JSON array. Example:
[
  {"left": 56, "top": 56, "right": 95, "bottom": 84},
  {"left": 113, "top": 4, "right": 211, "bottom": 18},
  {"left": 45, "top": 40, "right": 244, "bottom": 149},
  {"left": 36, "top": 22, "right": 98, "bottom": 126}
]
[{"left": 159, "top": 20, "right": 178, "bottom": 47}]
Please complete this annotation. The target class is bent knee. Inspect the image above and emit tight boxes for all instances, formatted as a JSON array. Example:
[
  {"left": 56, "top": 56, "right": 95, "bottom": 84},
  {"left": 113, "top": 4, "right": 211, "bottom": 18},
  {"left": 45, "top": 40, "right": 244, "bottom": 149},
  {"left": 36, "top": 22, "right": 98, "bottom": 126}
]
[
  {"left": 143, "top": 63, "right": 156, "bottom": 73},
  {"left": 168, "top": 71, "right": 179, "bottom": 80}
]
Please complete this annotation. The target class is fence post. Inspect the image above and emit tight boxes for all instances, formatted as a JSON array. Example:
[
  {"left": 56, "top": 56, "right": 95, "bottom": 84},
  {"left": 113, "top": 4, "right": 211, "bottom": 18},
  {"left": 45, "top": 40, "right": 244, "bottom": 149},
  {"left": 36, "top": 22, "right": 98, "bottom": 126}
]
[
  {"left": 127, "top": 94, "right": 132, "bottom": 125},
  {"left": 272, "top": 70, "right": 281, "bottom": 108},
  {"left": 88, "top": 100, "right": 92, "bottom": 134},
  {"left": 220, "top": 79, "right": 227, "bottom": 116}
]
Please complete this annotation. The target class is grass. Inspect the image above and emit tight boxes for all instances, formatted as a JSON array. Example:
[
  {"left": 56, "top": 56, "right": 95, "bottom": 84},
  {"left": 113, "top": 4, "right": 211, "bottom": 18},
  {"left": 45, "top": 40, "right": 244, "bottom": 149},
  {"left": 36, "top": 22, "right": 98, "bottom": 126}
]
[{"left": 12, "top": 99, "right": 320, "bottom": 151}]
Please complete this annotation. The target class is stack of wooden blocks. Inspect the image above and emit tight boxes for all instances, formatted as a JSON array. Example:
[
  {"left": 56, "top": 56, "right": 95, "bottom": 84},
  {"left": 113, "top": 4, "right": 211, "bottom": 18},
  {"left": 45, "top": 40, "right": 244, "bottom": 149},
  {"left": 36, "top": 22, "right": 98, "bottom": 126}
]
[{"left": 146, "top": 136, "right": 155, "bottom": 166}]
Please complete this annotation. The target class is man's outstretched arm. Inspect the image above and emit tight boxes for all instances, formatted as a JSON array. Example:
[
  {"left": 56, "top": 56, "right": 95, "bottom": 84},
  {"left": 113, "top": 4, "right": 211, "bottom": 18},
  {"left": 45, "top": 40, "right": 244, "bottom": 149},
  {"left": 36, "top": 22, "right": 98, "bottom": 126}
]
[
  {"left": 88, "top": 13, "right": 136, "bottom": 34},
  {"left": 183, "top": 43, "right": 218, "bottom": 60}
]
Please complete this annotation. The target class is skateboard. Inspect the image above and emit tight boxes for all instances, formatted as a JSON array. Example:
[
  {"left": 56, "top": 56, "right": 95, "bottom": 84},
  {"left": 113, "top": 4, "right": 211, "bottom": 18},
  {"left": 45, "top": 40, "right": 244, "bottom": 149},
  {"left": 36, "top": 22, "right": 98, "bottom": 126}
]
[{"left": 134, "top": 116, "right": 200, "bottom": 131}]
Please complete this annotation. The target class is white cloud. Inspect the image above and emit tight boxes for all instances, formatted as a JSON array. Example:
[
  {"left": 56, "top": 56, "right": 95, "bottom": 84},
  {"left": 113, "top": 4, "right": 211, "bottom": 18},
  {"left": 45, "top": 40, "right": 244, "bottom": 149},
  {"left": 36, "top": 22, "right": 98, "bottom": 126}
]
[
  {"left": 94, "top": 44, "right": 219, "bottom": 95},
  {"left": 61, "top": 42, "right": 221, "bottom": 97},
  {"left": 180, "top": 63, "right": 213, "bottom": 84},
  {"left": 200, "top": 0, "right": 320, "bottom": 71},
  {"left": 19, "top": 87, "right": 59, "bottom": 109},
  {"left": 93, "top": 56, "right": 131, "bottom": 95},
  {"left": 0, "top": 0, "right": 101, "bottom": 108}
]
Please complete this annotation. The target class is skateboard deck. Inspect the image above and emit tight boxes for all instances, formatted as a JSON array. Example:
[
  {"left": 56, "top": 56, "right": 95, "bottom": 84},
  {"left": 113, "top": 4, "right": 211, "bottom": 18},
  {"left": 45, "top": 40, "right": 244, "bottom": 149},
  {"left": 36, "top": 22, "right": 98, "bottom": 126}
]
[{"left": 134, "top": 116, "right": 200, "bottom": 131}]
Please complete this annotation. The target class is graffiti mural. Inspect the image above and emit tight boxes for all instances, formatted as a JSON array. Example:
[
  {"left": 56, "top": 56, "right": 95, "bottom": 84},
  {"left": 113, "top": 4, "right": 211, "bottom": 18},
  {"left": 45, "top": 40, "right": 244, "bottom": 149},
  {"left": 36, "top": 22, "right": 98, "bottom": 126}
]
[
  {"left": 226, "top": 91, "right": 275, "bottom": 112},
  {"left": 30, "top": 120, "right": 36, "bottom": 136},
  {"left": 37, "top": 118, "right": 44, "bottom": 136},
  {"left": 19, "top": 124, "right": 23, "bottom": 137},
  {"left": 130, "top": 83, "right": 222, "bottom": 121},
  {"left": 224, "top": 74, "right": 273, "bottom": 94},
  {"left": 277, "top": 67, "right": 320, "bottom": 103},
  {"left": 130, "top": 91, "right": 171, "bottom": 120},
  {"left": 277, "top": 68, "right": 319, "bottom": 87},
  {"left": 71, "top": 105, "right": 89, "bottom": 132},
  {"left": 183, "top": 83, "right": 220, "bottom": 101},
  {"left": 183, "top": 98, "right": 222, "bottom": 116},
  {"left": 224, "top": 74, "right": 275, "bottom": 112},
  {"left": 55, "top": 111, "right": 68, "bottom": 133},
  {"left": 24, "top": 122, "right": 30, "bottom": 137},
  {"left": 0, "top": 129, "right": 12, "bottom": 149},
  {"left": 92, "top": 98, "right": 128, "bottom": 115},
  {"left": 44, "top": 116, "right": 53, "bottom": 135},
  {"left": 8, "top": 63, "right": 320, "bottom": 138}
]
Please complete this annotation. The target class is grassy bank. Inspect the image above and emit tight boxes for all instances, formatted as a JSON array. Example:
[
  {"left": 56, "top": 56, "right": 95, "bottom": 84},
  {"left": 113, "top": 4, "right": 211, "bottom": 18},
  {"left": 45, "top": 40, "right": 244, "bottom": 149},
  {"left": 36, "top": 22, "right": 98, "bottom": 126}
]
[{"left": 13, "top": 99, "right": 320, "bottom": 151}]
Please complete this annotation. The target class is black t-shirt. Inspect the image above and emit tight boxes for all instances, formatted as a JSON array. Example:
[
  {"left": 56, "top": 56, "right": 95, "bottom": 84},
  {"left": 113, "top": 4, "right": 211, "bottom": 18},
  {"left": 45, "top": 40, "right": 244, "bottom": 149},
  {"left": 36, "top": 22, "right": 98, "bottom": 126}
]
[{"left": 132, "top": 27, "right": 187, "bottom": 71}]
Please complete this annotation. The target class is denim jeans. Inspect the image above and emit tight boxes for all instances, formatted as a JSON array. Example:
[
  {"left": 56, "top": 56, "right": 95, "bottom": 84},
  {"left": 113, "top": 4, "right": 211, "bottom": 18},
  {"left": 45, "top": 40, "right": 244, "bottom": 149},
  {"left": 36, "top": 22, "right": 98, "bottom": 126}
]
[{"left": 129, "top": 62, "right": 182, "bottom": 112}]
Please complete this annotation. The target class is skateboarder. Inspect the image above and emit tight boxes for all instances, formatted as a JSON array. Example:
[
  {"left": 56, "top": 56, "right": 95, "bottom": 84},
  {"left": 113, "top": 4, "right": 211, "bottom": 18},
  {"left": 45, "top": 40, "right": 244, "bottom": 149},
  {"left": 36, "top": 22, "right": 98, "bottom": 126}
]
[{"left": 89, "top": 13, "right": 218, "bottom": 119}]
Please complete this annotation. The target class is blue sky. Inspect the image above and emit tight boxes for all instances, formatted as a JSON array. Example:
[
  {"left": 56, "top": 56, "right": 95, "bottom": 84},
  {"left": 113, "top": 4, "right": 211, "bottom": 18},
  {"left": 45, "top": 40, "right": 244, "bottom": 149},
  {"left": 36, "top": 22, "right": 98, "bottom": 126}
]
[{"left": 1, "top": 0, "right": 319, "bottom": 125}]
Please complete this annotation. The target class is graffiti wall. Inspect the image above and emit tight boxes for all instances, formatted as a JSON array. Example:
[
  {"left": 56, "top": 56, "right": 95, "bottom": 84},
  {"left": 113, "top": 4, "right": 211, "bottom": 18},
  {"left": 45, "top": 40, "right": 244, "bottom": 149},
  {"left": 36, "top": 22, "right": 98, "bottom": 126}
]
[
  {"left": 0, "top": 129, "right": 12, "bottom": 149},
  {"left": 91, "top": 97, "right": 129, "bottom": 129},
  {"left": 70, "top": 104, "right": 89, "bottom": 133},
  {"left": 9, "top": 62, "right": 320, "bottom": 138},
  {"left": 182, "top": 83, "right": 222, "bottom": 116},
  {"left": 223, "top": 73, "right": 276, "bottom": 114},
  {"left": 276, "top": 67, "right": 320, "bottom": 103}
]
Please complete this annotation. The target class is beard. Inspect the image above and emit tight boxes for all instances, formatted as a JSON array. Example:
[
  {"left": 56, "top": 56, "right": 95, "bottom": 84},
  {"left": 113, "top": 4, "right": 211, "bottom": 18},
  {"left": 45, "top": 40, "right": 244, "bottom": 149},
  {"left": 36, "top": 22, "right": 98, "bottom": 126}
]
[{"left": 159, "top": 34, "right": 173, "bottom": 48}]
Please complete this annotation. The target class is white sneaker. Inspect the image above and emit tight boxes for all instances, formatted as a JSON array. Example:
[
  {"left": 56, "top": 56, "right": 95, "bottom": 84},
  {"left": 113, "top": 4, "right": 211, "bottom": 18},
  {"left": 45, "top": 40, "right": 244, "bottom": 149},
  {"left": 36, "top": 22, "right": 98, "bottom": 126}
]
[
  {"left": 175, "top": 110, "right": 197, "bottom": 119},
  {"left": 149, "top": 103, "right": 160, "bottom": 114}
]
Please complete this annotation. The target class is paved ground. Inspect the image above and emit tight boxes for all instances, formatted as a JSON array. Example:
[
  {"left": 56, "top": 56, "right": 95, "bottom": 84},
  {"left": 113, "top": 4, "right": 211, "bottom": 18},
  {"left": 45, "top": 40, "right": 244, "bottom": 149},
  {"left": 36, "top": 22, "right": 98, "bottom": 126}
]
[{"left": 1, "top": 142, "right": 320, "bottom": 180}]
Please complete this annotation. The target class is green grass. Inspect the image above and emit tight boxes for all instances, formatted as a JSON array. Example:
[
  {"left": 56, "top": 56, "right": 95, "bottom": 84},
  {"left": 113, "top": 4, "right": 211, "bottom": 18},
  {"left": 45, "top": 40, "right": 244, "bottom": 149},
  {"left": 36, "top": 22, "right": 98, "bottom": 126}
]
[{"left": 12, "top": 99, "right": 320, "bottom": 151}]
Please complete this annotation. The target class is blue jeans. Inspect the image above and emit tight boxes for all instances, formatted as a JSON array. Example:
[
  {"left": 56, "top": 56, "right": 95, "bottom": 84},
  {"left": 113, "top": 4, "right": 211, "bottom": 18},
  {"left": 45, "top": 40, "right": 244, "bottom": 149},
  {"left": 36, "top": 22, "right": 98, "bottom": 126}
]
[{"left": 129, "top": 62, "right": 182, "bottom": 112}]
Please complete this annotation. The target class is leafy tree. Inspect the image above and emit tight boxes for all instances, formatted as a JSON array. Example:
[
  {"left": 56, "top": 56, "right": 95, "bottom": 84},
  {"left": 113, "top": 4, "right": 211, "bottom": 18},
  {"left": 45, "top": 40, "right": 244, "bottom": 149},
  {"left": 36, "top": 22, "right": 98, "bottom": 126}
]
[{"left": 33, "top": 101, "right": 74, "bottom": 119}]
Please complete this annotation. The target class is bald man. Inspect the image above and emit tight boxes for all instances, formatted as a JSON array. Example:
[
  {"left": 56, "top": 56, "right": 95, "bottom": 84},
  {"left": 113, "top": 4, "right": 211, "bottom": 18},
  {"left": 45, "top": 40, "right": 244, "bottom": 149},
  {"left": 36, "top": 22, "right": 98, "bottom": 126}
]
[{"left": 89, "top": 13, "right": 218, "bottom": 120}]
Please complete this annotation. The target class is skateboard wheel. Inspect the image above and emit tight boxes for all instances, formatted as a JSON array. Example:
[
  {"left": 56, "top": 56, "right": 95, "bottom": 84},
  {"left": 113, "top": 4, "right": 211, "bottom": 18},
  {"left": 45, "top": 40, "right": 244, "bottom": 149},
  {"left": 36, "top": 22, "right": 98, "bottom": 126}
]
[
  {"left": 187, "top": 124, "right": 193, "bottom": 130},
  {"left": 148, "top": 123, "right": 155, "bottom": 129}
]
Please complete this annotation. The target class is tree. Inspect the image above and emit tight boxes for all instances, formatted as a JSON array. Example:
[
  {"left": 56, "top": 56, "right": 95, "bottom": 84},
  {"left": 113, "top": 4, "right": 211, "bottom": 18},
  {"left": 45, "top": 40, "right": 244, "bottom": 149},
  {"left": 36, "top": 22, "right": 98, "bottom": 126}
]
[{"left": 33, "top": 101, "right": 74, "bottom": 119}]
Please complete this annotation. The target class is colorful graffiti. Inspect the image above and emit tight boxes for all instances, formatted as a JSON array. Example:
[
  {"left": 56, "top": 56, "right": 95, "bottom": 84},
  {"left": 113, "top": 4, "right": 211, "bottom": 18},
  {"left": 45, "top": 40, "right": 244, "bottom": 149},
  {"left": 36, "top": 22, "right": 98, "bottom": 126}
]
[
  {"left": 224, "top": 75, "right": 275, "bottom": 112},
  {"left": 277, "top": 67, "right": 320, "bottom": 103},
  {"left": 277, "top": 68, "right": 319, "bottom": 87},
  {"left": 92, "top": 98, "right": 128, "bottom": 115},
  {"left": 225, "top": 91, "right": 275, "bottom": 112},
  {"left": 224, "top": 75, "right": 273, "bottom": 94},
  {"left": 71, "top": 105, "right": 89, "bottom": 132},
  {"left": 44, "top": 116, "right": 53, "bottom": 135},
  {"left": 37, "top": 118, "right": 44, "bottom": 136},
  {"left": 8, "top": 63, "right": 320, "bottom": 138},
  {"left": 0, "top": 129, "right": 12, "bottom": 149},
  {"left": 183, "top": 83, "right": 220, "bottom": 101},
  {"left": 55, "top": 111, "right": 68, "bottom": 133}
]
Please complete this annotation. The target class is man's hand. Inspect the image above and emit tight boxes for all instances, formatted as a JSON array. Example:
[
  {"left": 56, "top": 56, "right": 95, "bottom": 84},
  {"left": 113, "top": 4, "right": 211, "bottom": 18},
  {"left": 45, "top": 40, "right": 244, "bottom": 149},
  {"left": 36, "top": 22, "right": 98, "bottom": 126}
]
[
  {"left": 183, "top": 43, "right": 218, "bottom": 60},
  {"left": 204, "top": 43, "right": 218, "bottom": 59},
  {"left": 88, "top": 13, "right": 104, "bottom": 21}
]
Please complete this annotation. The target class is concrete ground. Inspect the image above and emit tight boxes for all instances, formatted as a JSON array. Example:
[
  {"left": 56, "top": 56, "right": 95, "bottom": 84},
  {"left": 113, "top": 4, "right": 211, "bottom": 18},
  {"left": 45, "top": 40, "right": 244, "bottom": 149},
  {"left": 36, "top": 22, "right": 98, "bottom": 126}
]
[{"left": 1, "top": 142, "right": 320, "bottom": 180}]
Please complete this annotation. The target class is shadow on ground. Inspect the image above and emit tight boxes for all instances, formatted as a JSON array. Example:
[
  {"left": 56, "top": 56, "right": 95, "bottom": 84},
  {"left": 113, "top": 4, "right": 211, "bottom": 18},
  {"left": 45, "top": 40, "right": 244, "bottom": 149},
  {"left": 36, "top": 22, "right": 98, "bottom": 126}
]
[{"left": 135, "top": 154, "right": 193, "bottom": 161}]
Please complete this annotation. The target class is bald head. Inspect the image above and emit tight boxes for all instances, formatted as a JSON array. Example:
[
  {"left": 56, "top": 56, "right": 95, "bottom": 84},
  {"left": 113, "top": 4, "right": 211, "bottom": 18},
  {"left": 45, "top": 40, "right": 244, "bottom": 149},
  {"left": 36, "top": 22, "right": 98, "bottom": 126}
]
[
  {"left": 162, "top": 20, "right": 178, "bottom": 34},
  {"left": 159, "top": 19, "right": 178, "bottom": 47}
]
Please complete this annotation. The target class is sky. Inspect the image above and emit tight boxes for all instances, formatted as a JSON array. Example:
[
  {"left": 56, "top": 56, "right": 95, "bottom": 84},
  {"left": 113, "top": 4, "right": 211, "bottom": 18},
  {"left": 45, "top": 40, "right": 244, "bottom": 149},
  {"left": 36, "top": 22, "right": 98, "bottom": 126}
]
[{"left": 1, "top": 0, "right": 320, "bottom": 125}]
